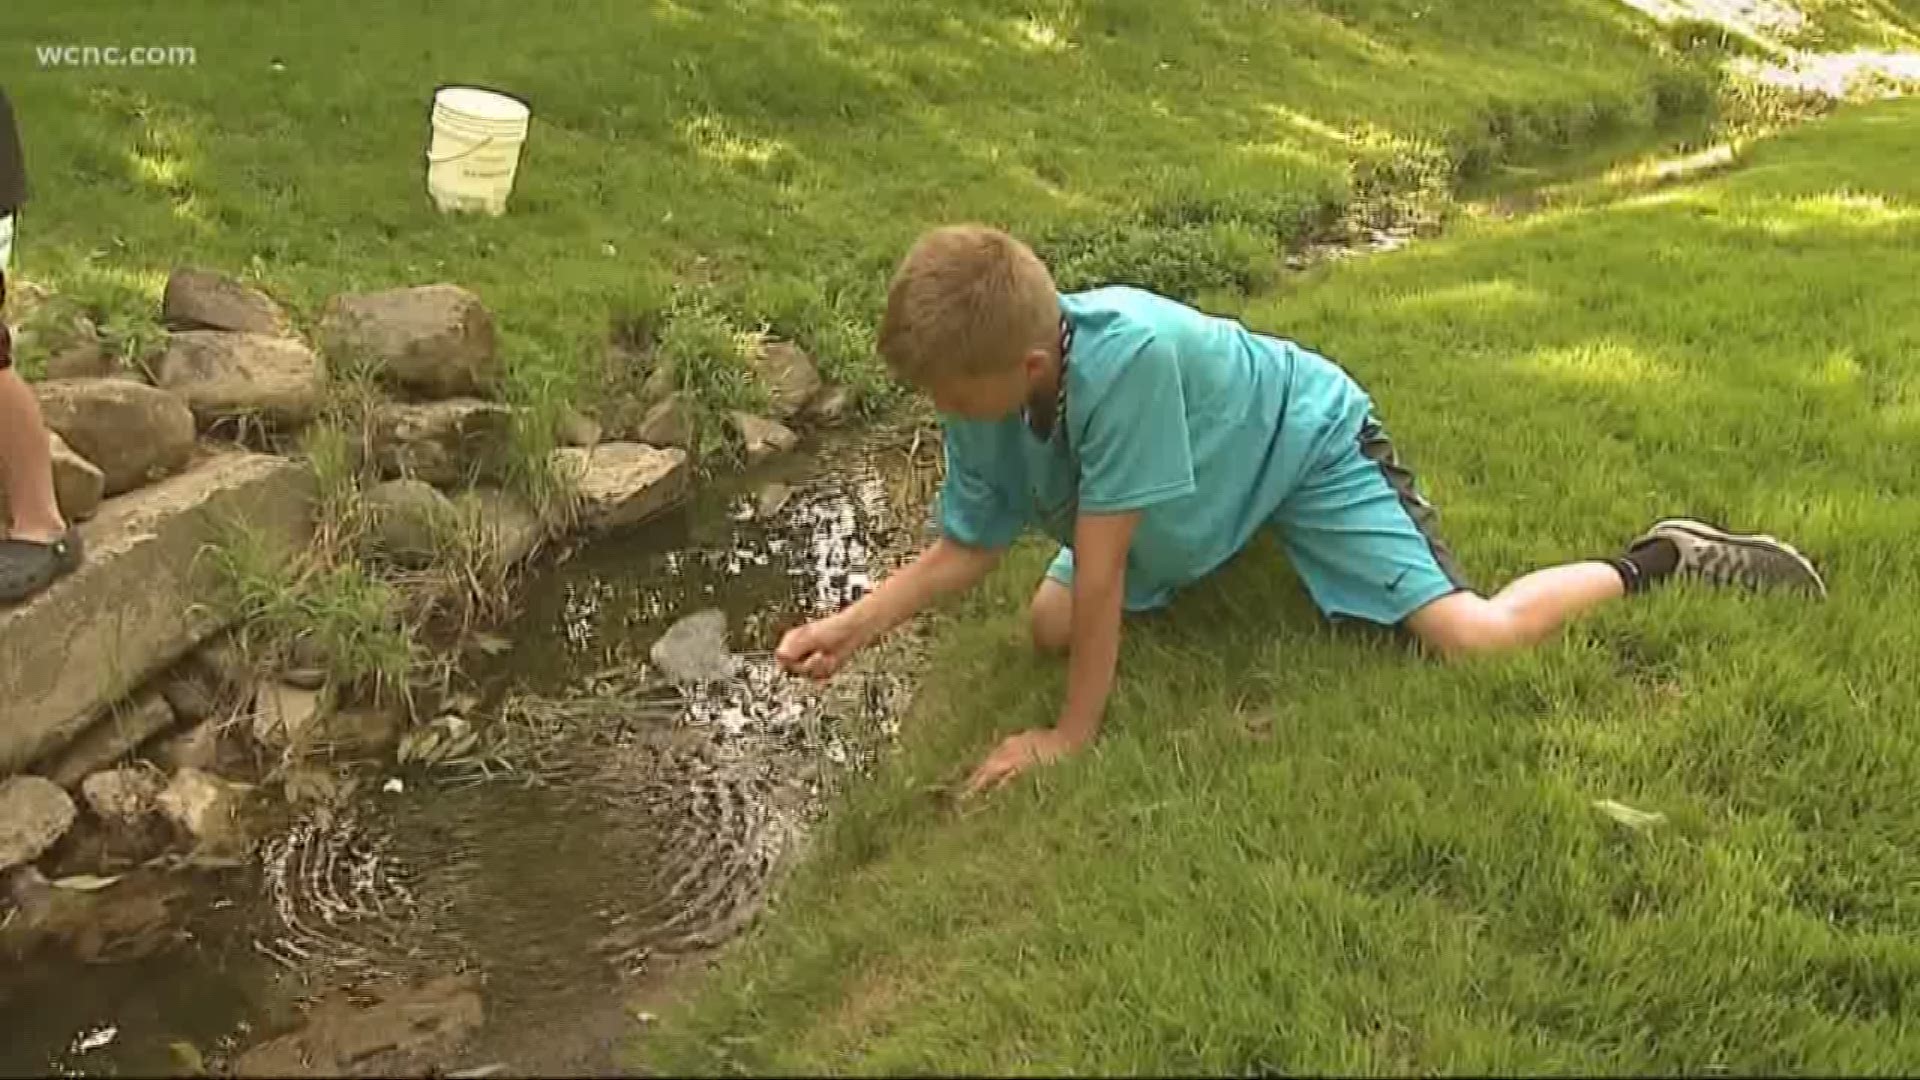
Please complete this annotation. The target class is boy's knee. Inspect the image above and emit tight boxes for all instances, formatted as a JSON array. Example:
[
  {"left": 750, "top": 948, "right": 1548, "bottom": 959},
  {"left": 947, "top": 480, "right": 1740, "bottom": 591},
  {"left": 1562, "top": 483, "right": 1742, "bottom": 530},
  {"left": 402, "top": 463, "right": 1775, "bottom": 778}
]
[
  {"left": 1029, "top": 579, "right": 1072, "bottom": 656},
  {"left": 1405, "top": 592, "right": 1518, "bottom": 658}
]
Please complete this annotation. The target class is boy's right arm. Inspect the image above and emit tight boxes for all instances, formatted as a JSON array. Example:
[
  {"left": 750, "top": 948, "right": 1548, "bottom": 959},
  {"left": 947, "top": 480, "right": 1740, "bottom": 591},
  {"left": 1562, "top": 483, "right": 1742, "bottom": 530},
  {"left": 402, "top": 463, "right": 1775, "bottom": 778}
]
[
  {"left": 780, "top": 416, "right": 1024, "bottom": 679},
  {"left": 848, "top": 536, "right": 1003, "bottom": 643},
  {"left": 776, "top": 537, "right": 1001, "bottom": 680}
]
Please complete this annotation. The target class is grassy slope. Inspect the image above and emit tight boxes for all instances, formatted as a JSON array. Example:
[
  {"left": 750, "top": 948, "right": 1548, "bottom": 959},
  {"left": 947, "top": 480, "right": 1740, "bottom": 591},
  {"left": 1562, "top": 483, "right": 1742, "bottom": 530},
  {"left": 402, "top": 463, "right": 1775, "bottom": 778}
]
[
  {"left": 642, "top": 100, "right": 1920, "bottom": 1075},
  {"left": 3, "top": 0, "right": 1706, "bottom": 410}
]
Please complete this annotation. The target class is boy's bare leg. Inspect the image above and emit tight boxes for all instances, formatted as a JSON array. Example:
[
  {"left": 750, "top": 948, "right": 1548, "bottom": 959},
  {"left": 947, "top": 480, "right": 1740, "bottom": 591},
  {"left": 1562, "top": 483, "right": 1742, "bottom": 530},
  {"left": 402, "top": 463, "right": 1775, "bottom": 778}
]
[
  {"left": 1030, "top": 578, "right": 1072, "bottom": 655},
  {"left": 0, "top": 366, "right": 67, "bottom": 542},
  {"left": 1033, "top": 522, "right": 1824, "bottom": 661},
  {"left": 1406, "top": 562, "right": 1625, "bottom": 656},
  {"left": 1410, "top": 521, "right": 1825, "bottom": 658},
  {"left": 1033, "top": 562, "right": 1626, "bottom": 659}
]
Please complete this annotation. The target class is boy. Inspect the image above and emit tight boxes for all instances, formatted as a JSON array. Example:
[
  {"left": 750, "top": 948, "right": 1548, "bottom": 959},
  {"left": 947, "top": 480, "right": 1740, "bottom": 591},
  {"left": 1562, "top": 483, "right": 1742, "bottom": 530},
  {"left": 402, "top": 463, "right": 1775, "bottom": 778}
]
[
  {"left": 0, "top": 85, "right": 84, "bottom": 603},
  {"left": 774, "top": 225, "right": 1824, "bottom": 795}
]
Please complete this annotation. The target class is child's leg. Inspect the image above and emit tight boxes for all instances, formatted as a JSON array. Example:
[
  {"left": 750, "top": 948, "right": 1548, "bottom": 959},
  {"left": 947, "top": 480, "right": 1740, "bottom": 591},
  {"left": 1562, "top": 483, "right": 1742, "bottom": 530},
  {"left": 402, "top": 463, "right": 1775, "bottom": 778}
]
[
  {"left": 0, "top": 244, "right": 84, "bottom": 605},
  {"left": 1404, "top": 563, "right": 1625, "bottom": 656},
  {"left": 1029, "top": 546, "right": 1076, "bottom": 655},
  {"left": 1278, "top": 417, "right": 1825, "bottom": 659},
  {"left": 0, "top": 256, "right": 66, "bottom": 543},
  {"left": 1410, "top": 518, "right": 1826, "bottom": 656},
  {"left": 1031, "top": 578, "right": 1072, "bottom": 655},
  {"left": 0, "top": 367, "right": 66, "bottom": 541}
]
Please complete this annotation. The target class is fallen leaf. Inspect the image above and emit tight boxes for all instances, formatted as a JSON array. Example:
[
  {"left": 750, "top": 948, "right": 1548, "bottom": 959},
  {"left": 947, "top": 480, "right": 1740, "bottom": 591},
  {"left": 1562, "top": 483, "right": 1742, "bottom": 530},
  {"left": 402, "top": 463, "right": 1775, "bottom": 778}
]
[
  {"left": 169, "top": 1040, "right": 207, "bottom": 1076},
  {"left": 1594, "top": 799, "right": 1667, "bottom": 831},
  {"left": 51, "top": 874, "right": 123, "bottom": 892},
  {"left": 471, "top": 632, "right": 512, "bottom": 656},
  {"left": 398, "top": 728, "right": 441, "bottom": 765}
]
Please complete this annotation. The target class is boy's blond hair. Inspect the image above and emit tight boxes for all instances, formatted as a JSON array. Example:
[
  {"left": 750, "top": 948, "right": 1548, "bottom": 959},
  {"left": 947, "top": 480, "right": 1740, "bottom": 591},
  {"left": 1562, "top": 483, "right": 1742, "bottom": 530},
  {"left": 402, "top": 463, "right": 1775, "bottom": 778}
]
[{"left": 878, "top": 225, "right": 1058, "bottom": 387}]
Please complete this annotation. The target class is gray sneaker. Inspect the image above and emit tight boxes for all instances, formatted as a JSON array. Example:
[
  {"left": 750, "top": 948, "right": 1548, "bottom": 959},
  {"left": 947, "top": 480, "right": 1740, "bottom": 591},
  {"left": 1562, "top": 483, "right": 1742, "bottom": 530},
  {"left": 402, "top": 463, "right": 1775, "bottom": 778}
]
[{"left": 1634, "top": 518, "right": 1827, "bottom": 598}]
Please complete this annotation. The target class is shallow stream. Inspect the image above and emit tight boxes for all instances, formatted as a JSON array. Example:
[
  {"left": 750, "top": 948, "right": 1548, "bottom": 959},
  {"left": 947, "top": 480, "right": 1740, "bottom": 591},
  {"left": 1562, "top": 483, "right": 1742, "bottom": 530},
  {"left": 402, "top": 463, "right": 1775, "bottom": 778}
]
[{"left": 0, "top": 432, "right": 933, "bottom": 1077}]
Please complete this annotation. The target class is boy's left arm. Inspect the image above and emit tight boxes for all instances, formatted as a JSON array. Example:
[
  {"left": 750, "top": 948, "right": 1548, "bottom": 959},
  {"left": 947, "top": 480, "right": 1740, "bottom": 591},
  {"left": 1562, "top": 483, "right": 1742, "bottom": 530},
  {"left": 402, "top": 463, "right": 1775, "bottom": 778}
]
[
  {"left": 964, "top": 509, "right": 1137, "bottom": 796},
  {"left": 963, "top": 333, "right": 1194, "bottom": 797}
]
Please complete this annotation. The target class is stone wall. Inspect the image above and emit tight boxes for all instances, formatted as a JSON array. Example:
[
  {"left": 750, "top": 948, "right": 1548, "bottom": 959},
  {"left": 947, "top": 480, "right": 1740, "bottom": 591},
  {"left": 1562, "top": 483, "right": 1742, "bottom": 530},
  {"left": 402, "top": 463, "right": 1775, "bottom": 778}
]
[{"left": 1, "top": 266, "right": 848, "bottom": 920}]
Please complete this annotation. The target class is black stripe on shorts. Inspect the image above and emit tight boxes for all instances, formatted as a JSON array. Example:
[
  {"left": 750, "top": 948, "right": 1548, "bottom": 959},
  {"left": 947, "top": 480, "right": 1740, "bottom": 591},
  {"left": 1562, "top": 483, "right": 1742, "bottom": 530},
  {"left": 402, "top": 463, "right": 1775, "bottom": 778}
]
[{"left": 1355, "top": 416, "right": 1473, "bottom": 594}]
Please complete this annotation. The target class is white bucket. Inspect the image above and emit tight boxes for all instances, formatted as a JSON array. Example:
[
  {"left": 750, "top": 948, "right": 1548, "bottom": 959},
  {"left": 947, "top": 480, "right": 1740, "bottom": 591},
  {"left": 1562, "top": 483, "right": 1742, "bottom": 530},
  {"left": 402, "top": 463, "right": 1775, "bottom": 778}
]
[{"left": 425, "top": 86, "right": 531, "bottom": 216}]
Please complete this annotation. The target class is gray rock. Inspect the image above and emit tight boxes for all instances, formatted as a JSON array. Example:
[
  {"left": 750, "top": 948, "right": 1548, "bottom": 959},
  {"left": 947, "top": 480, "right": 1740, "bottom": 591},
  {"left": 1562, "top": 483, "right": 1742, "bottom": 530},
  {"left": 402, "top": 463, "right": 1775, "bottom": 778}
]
[
  {"left": 23, "top": 311, "right": 117, "bottom": 381},
  {"left": 159, "top": 667, "right": 218, "bottom": 725},
  {"left": 39, "top": 692, "right": 178, "bottom": 789},
  {"left": 162, "top": 268, "right": 289, "bottom": 335},
  {"left": 155, "top": 767, "right": 255, "bottom": 854},
  {"left": 553, "top": 442, "right": 690, "bottom": 531},
  {"left": 49, "top": 434, "right": 106, "bottom": 521},
  {"left": 151, "top": 720, "right": 225, "bottom": 774},
  {"left": 460, "top": 487, "right": 547, "bottom": 571},
  {"left": 0, "top": 776, "right": 77, "bottom": 871},
  {"left": 730, "top": 412, "right": 799, "bottom": 464},
  {"left": 755, "top": 482, "right": 794, "bottom": 521},
  {"left": 635, "top": 392, "right": 694, "bottom": 450},
  {"left": 805, "top": 385, "right": 854, "bottom": 426},
  {"left": 154, "top": 331, "right": 324, "bottom": 428},
  {"left": 752, "top": 340, "right": 823, "bottom": 420},
  {"left": 252, "top": 683, "right": 329, "bottom": 751},
  {"left": 370, "top": 398, "right": 514, "bottom": 486},
  {"left": 284, "top": 631, "right": 330, "bottom": 688},
  {"left": 196, "top": 634, "right": 257, "bottom": 693},
  {"left": 33, "top": 379, "right": 197, "bottom": 496},
  {"left": 161, "top": 645, "right": 250, "bottom": 725},
  {"left": 557, "top": 407, "right": 602, "bottom": 448},
  {"left": 81, "top": 767, "right": 164, "bottom": 823},
  {"left": 318, "top": 284, "right": 500, "bottom": 399},
  {"left": 233, "top": 974, "right": 484, "bottom": 1077},
  {"left": 320, "top": 701, "right": 407, "bottom": 756},
  {"left": 0, "top": 433, "right": 105, "bottom": 527},
  {"left": 364, "top": 478, "right": 454, "bottom": 568},
  {"left": 44, "top": 328, "right": 117, "bottom": 381},
  {"left": 282, "top": 666, "right": 328, "bottom": 692},
  {"left": 650, "top": 608, "right": 739, "bottom": 686}
]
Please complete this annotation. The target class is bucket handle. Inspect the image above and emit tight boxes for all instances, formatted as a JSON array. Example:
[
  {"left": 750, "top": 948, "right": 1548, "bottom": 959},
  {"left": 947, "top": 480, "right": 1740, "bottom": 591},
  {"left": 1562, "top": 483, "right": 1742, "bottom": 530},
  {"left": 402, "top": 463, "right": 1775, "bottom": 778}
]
[{"left": 426, "top": 135, "right": 495, "bottom": 164}]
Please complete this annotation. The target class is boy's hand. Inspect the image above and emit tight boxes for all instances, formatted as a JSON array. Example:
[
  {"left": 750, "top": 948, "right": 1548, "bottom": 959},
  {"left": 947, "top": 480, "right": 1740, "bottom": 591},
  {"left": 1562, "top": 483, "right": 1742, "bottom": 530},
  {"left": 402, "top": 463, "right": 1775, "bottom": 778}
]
[
  {"left": 775, "top": 614, "right": 863, "bottom": 681},
  {"left": 963, "top": 727, "right": 1085, "bottom": 797}
]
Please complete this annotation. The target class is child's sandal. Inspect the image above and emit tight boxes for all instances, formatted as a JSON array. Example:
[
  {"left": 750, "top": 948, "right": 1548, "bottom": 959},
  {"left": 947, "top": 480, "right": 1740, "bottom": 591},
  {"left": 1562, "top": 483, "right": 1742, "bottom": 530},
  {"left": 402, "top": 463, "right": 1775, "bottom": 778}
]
[{"left": 0, "top": 527, "right": 85, "bottom": 604}]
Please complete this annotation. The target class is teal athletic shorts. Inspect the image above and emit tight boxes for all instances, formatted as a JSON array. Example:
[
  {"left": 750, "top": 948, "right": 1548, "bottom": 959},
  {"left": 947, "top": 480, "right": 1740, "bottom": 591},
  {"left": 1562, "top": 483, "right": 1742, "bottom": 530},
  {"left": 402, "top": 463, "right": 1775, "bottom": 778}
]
[{"left": 1046, "top": 414, "right": 1473, "bottom": 626}]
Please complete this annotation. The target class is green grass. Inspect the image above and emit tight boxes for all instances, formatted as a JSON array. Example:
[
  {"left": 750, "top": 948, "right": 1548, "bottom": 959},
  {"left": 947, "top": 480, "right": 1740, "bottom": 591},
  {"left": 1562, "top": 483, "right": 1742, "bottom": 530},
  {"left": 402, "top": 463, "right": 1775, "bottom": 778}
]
[
  {"left": 639, "top": 100, "right": 1920, "bottom": 1075},
  {"left": 5, "top": 0, "right": 1731, "bottom": 423},
  {"left": 201, "top": 515, "right": 417, "bottom": 700}
]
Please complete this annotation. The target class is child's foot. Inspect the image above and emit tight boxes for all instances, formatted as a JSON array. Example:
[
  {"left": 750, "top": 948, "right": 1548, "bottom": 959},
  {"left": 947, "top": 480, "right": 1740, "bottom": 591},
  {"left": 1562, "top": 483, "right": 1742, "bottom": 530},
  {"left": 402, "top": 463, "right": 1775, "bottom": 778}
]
[
  {"left": 1631, "top": 518, "right": 1826, "bottom": 598},
  {"left": 0, "top": 526, "right": 85, "bottom": 604}
]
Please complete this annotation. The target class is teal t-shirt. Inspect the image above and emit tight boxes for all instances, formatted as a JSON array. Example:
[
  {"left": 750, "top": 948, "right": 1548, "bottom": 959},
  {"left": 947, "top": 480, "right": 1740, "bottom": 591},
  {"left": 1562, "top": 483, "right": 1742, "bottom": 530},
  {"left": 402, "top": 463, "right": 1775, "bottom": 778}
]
[{"left": 937, "top": 286, "right": 1376, "bottom": 611}]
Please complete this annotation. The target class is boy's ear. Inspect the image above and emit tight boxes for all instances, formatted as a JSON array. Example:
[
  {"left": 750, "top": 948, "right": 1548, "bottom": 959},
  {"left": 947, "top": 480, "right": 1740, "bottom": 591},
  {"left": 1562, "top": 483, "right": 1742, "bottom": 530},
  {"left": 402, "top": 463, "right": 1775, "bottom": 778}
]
[{"left": 1021, "top": 346, "right": 1051, "bottom": 380}]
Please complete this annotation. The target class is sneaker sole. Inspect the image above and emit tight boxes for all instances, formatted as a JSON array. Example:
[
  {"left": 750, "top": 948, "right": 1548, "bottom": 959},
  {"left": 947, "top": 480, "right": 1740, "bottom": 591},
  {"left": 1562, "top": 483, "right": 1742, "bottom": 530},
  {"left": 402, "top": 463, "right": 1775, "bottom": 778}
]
[{"left": 1641, "top": 517, "right": 1828, "bottom": 599}]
